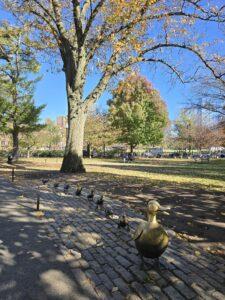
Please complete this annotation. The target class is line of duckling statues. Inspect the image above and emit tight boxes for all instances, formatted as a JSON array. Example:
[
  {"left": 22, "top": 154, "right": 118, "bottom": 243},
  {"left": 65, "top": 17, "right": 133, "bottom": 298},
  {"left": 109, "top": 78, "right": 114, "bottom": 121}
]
[{"left": 41, "top": 179, "right": 170, "bottom": 266}]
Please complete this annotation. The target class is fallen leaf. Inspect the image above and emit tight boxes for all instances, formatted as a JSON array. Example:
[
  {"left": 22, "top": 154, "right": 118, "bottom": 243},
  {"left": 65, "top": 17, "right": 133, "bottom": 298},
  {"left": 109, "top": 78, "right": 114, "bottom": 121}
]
[
  {"left": 194, "top": 250, "right": 201, "bottom": 257},
  {"left": 36, "top": 211, "right": 44, "bottom": 218}
]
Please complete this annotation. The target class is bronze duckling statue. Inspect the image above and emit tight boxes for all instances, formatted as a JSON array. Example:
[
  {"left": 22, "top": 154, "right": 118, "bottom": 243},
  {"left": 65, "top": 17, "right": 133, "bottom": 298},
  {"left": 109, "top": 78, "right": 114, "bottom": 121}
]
[
  {"left": 42, "top": 179, "right": 49, "bottom": 185},
  {"left": 133, "top": 200, "right": 169, "bottom": 265},
  {"left": 87, "top": 189, "right": 94, "bottom": 201},
  {"left": 105, "top": 205, "right": 113, "bottom": 218},
  {"left": 96, "top": 195, "right": 104, "bottom": 210},
  {"left": 118, "top": 213, "right": 130, "bottom": 231},
  {"left": 54, "top": 182, "right": 59, "bottom": 189},
  {"left": 75, "top": 185, "right": 82, "bottom": 196},
  {"left": 64, "top": 183, "right": 70, "bottom": 194}
]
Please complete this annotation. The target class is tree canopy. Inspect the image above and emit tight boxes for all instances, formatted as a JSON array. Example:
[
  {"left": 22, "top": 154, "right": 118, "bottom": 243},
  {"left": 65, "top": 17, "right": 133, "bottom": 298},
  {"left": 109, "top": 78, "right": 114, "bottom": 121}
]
[
  {"left": 173, "top": 110, "right": 224, "bottom": 151},
  {"left": 1, "top": 0, "right": 224, "bottom": 171},
  {"left": 84, "top": 110, "right": 117, "bottom": 156},
  {"left": 0, "top": 23, "right": 45, "bottom": 158},
  {"left": 108, "top": 74, "right": 168, "bottom": 152}
]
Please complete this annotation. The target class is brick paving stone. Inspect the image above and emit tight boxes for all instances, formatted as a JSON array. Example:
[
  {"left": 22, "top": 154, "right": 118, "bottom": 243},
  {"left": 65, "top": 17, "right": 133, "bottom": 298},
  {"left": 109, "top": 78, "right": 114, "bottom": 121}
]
[
  {"left": 85, "top": 269, "right": 102, "bottom": 286},
  {"left": 162, "top": 270, "right": 179, "bottom": 284},
  {"left": 115, "top": 246, "right": 129, "bottom": 257},
  {"left": 116, "top": 255, "right": 133, "bottom": 268},
  {"left": 89, "top": 261, "right": 102, "bottom": 274},
  {"left": 173, "top": 280, "right": 196, "bottom": 299},
  {"left": 105, "top": 254, "right": 120, "bottom": 267},
  {"left": 128, "top": 253, "right": 142, "bottom": 265},
  {"left": 204, "top": 268, "right": 225, "bottom": 284},
  {"left": 99, "top": 273, "right": 114, "bottom": 291},
  {"left": 30, "top": 186, "right": 225, "bottom": 300},
  {"left": 71, "top": 268, "right": 89, "bottom": 283},
  {"left": 103, "top": 266, "right": 119, "bottom": 280},
  {"left": 131, "top": 281, "right": 153, "bottom": 300},
  {"left": 113, "top": 278, "right": 132, "bottom": 295},
  {"left": 129, "top": 266, "right": 147, "bottom": 282},
  {"left": 112, "top": 290, "right": 124, "bottom": 300},
  {"left": 116, "top": 266, "right": 134, "bottom": 283},
  {"left": 190, "top": 283, "right": 214, "bottom": 300},
  {"left": 156, "top": 277, "right": 168, "bottom": 288},
  {"left": 104, "top": 246, "right": 117, "bottom": 257},
  {"left": 144, "top": 284, "right": 169, "bottom": 300},
  {"left": 126, "top": 294, "right": 142, "bottom": 300},
  {"left": 211, "top": 291, "right": 225, "bottom": 300},
  {"left": 163, "top": 285, "right": 185, "bottom": 300},
  {"left": 201, "top": 274, "right": 225, "bottom": 292},
  {"left": 95, "top": 284, "right": 111, "bottom": 300}
]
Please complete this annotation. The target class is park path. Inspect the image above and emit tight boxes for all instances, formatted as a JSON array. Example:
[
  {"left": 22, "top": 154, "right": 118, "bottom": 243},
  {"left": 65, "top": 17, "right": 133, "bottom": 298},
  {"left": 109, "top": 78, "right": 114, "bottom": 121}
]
[
  {"left": 0, "top": 177, "right": 98, "bottom": 300},
  {"left": 1, "top": 177, "right": 225, "bottom": 300}
]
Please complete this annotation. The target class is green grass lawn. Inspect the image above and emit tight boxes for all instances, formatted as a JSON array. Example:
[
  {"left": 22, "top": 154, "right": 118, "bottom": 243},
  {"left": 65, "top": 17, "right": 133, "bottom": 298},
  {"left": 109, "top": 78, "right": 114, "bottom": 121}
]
[
  {"left": 1, "top": 157, "right": 225, "bottom": 192},
  {"left": 84, "top": 158, "right": 225, "bottom": 192}
]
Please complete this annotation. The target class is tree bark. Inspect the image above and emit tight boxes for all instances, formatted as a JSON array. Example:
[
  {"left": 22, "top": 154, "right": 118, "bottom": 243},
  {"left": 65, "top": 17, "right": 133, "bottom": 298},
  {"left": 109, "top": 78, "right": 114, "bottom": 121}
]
[
  {"left": 12, "top": 130, "right": 19, "bottom": 160},
  {"left": 130, "top": 144, "right": 134, "bottom": 154},
  {"left": 87, "top": 143, "right": 91, "bottom": 158},
  {"left": 103, "top": 143, "right": 106, "bottom": 156},
  {"left": 60, "top": 46, "right": 88, "bottom": 173},
  {"left": 60, "top": 106, "right": 86, "bottom": 173}
]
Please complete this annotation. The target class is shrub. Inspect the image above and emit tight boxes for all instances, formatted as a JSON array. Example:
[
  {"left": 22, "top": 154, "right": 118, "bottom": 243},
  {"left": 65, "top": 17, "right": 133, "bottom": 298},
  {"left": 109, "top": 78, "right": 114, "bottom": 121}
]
[{"left": 32, "top": 150, "right": 64, "bottom": 157}]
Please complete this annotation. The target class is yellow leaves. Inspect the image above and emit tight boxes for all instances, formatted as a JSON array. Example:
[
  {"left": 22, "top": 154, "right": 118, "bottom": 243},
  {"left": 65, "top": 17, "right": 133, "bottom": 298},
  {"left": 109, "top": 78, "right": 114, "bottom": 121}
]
[{"left": 105, "top": 0, "right": 157, "bottom": 25}]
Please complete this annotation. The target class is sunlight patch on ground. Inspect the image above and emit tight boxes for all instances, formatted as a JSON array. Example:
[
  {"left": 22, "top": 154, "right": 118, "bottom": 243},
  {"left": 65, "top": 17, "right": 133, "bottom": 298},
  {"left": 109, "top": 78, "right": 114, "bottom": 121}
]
[
  {"left": 0, "top": 245, "right": 15, "bottom": 266},
  {"left": 40, "top": 269, "right": 74, "bottom": 297}
]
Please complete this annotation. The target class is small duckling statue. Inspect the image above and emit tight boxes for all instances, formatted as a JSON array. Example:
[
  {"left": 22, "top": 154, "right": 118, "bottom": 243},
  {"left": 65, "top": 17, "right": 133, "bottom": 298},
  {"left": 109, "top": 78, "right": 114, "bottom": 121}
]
[
  {"left": 75, "top": 185, "right": 82, "bottom": 196},
  {"left": 96, "top": 195, "right": 104, "bottom": 210},
  {"left": 133, "top": 200, "right": 169, "bottom": 265},
  {"left": 64, "top": 183, "right": 70, "bottom": 194},
  {"left": 42, "top": 179, "right": 49, "bottom": 185},
  {"left": 105, "top": 205, "right": 113, "bottom": 218},
  {"left": 54, "top": 182, "right": 59, "bottom": 189},
  {"left": 87, "top": 189, "right": 94, "bottom": 201},
  {"left": 118, "top": 213, "right": 130, "bottom": 231}
]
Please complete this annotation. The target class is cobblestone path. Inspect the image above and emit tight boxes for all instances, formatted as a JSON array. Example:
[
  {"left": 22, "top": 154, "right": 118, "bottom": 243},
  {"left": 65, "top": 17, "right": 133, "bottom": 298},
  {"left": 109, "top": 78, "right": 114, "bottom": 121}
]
[{"left": 23, "top": 184, "right": 225, "bottom": 300}]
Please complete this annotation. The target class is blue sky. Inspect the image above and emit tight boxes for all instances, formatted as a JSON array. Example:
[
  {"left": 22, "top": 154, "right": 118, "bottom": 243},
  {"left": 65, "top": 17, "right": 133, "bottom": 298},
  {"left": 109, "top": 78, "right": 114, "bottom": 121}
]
[{"left": 35, "top": 63, "right": 189, "bottom": 122}]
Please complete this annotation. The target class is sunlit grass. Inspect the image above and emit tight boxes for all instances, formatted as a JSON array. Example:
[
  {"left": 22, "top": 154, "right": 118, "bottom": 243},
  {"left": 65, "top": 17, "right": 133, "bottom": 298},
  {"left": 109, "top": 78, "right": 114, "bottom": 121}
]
[{"left": 0, "top": 157, "right": 225, "bottom": 192}]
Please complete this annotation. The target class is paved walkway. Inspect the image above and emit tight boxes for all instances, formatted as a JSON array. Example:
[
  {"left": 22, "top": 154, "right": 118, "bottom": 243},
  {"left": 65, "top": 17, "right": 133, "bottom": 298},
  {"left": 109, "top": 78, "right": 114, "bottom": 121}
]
[
  {"left": 1, "top": 178, "right": 225, "bottom": 299},
  {"left": 0, "top": 178, "right": 98, "bottom": 300}
]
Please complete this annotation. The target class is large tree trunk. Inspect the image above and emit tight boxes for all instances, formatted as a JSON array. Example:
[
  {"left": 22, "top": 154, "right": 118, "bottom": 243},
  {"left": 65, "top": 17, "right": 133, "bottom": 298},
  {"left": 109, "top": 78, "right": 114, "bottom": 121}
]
[
  {"left": 60, "top": 107, "right": 86, "bottom": 173},
  {"left": 60, "top": 47, "right": 88, "bottom": 173},
  {"left": 12, "top": 130, "right": 19, "bottom": 160}
]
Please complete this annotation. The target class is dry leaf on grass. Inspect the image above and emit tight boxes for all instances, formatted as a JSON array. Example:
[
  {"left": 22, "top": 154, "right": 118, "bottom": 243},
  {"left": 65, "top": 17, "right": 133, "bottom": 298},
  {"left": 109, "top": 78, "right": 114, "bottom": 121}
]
[
  {"left": 194, "top": 250, "right": 201, "bottom": 257},
  {"left": 36, "top": 211, "right": 44, "bottom": 218}
]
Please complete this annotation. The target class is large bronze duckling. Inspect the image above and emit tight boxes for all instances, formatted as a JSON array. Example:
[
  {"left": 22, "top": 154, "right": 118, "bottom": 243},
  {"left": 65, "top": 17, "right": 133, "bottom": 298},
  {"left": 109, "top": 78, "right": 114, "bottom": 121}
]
[{"left": 133, "top": 200, "right": 169, "bottom": 264}]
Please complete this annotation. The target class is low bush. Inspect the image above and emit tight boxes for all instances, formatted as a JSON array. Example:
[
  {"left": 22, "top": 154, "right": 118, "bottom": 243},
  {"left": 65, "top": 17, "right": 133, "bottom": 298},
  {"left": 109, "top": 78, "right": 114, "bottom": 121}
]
[{"left": 32, "top": 150, "right": 64, "bottom": 157}]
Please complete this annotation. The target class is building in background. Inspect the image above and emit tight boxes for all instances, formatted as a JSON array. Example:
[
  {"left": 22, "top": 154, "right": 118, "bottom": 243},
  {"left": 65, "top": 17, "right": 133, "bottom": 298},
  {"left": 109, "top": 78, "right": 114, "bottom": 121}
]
[
  {"left": 56, "top": 116, "right": 67, "bottom": 129},
  {"left": 0, "top": 134, "right": 10, "bottom": 151},
  {"left": 45, "top": 118, "right": 52, "bottom": 125}
]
